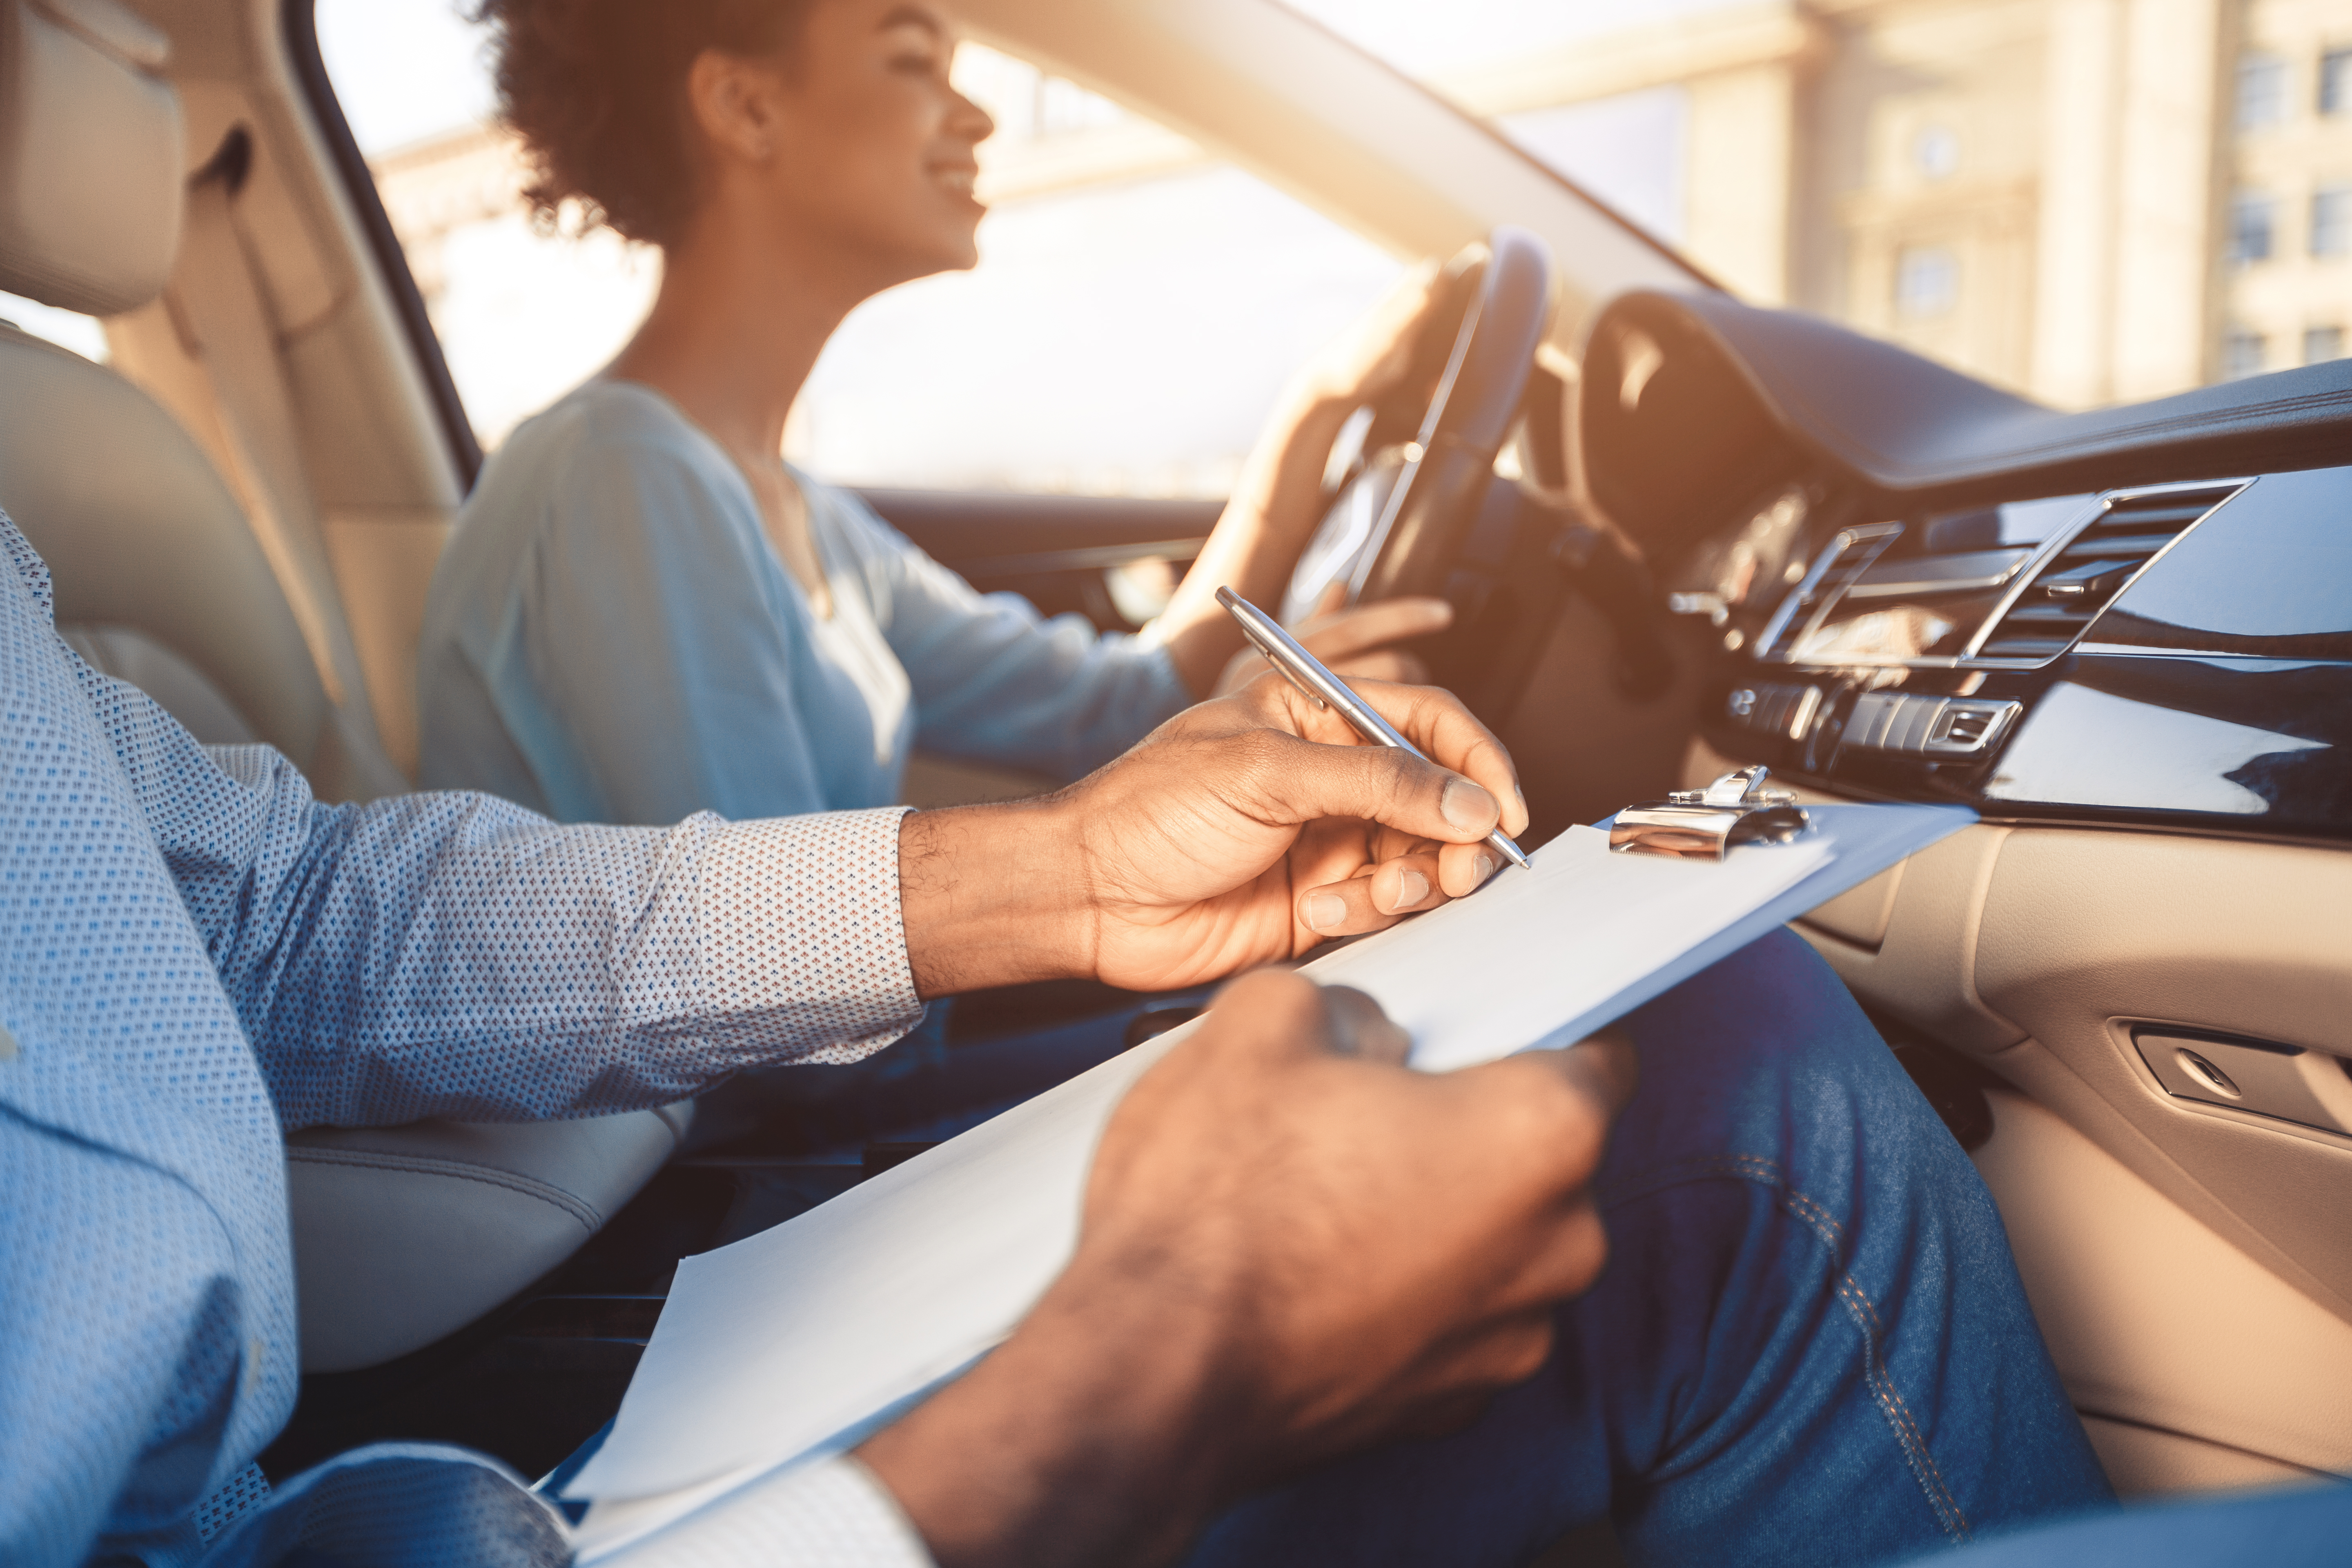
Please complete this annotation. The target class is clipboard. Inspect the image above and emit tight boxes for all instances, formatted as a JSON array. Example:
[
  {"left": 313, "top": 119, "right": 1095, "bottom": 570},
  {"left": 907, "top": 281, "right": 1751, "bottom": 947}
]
[{"left": 566, "top": 800, "right": 1975, "bottom": 1557}]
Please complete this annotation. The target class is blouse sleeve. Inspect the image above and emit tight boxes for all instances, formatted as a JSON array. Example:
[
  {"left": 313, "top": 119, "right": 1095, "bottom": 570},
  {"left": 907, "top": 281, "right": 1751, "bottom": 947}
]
[
  {"left": 492, "top": 436, "right": 834, "bottom": 826},
  {"left": 828, "top": 491, "right": 1192, "bottom": 782}
]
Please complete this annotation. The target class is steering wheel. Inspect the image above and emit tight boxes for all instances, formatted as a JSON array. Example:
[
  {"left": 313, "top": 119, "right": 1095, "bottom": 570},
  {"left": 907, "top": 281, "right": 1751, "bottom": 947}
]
[{"left": 1281, "top": 227, "right": 1556, "bottom": 624}]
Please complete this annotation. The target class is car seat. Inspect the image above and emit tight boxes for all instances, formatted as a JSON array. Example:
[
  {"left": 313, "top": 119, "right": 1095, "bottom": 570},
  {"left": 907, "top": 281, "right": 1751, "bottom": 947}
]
[{"left": 0, "top": 0, "right": 688, "bottom": 1373}]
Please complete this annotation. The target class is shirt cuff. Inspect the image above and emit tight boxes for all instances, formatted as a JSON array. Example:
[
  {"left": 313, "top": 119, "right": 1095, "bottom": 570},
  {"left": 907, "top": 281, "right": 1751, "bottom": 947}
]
[
  {"left": 610, "top": 1457, "right": 936, "bottom": 1567},
  {"left": 695, "top": 807, "right": 927, "bottom": 1067}
]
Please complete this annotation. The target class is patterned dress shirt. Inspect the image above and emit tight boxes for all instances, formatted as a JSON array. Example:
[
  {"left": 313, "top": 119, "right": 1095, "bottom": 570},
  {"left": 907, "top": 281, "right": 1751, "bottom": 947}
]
[{"left": 0, "top": 512, "right": 935, "bottom": 1567}]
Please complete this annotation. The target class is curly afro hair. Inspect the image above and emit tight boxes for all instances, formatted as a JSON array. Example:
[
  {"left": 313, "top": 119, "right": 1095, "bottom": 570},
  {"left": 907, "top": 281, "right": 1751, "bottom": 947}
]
[{"left": 468, "top": 0, "right": 819, "bottom": 246}]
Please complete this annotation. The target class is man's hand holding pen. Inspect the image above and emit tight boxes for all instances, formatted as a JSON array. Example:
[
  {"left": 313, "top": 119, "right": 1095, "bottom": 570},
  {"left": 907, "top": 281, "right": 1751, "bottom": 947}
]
[{"left": 895, "top": 670, "right": 1530, "bottom": 998}]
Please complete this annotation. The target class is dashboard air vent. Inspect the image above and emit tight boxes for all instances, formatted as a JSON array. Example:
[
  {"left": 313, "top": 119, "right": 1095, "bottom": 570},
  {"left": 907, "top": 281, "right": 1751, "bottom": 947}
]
[
  {"left": 1762, "top": 523, "right": 1901, "bottom": 659},
  {"left": 1973, "top": 484, "right": 2243, "bottom": 661}
]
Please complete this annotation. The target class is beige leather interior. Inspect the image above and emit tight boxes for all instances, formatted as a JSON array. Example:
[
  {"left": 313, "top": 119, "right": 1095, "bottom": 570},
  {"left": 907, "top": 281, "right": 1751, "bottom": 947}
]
[
  {"left": 1973, "top": 1088, "right": 2349, "bottom": 1496},
  {"left": 1678, "top": 740, "right": 2352, "bottom": 1495},
  {"left": 111, "top": 0, "right": 467, "bottom": 780},
  {"left": 0, "top": 0, "right": 684, "bottom": 1373},
  {"left": 0, "top": 319, "right": 400, "bottom": 797},
  {"left": 0, "top": 0, "right": 183, "bottom": 314}
]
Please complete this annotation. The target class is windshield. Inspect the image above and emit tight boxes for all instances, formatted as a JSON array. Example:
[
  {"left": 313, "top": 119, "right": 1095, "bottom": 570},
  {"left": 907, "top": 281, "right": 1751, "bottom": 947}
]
[{"left": 1289, "top": 0, "right": 2352, "bottom": 410}]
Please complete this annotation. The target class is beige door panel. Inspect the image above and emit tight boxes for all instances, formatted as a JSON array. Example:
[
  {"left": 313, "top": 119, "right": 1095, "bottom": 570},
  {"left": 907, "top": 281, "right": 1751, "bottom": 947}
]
[
  {"left": 2077, "top": 1416, "right": 2329, "bottom": 1501},
  {"left": 1972, "top": 831, "right": 2352, "bottom": 1320},
  {"left": 1974, "top": 1089, "right": 2352, "bottom": 1489},
  {"left": 1743, "top": 751, "right": 2352, "bottom": 1486},
  {"left": 1764, "top": 765, "right": 2352, "bottom": 1323}
]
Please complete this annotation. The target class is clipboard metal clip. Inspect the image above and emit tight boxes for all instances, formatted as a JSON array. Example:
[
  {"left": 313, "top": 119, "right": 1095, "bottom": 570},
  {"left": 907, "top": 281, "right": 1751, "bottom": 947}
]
[{"left": 1609, "top": 766, "right": 1811, "bottom": 862}]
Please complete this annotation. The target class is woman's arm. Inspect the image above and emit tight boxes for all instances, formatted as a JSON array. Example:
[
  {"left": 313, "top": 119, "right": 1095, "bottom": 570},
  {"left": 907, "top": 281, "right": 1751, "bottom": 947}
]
[
  {"left": 859, "top": 514, "right": 1193, "bottom": 782},
  {"left": 1152, "top": 263, "right": 1448, "bottom": 697}
]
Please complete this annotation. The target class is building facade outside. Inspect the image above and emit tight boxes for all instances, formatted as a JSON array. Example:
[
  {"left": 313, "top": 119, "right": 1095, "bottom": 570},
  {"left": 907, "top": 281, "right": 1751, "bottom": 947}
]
[{"left": 1428, "top": 0, "right": 2350, "bottom": 403}]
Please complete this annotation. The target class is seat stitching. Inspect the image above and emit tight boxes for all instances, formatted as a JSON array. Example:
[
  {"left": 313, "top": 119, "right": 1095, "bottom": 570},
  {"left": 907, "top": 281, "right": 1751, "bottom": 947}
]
[{"left": 285, "top": 1146, "right": 604, "bottom": 1233}]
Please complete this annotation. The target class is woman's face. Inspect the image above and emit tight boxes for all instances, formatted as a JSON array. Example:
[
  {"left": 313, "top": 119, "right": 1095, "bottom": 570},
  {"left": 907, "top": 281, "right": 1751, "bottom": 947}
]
[{"left": 740, "top": 0, "right": 994, "bottom": 283}]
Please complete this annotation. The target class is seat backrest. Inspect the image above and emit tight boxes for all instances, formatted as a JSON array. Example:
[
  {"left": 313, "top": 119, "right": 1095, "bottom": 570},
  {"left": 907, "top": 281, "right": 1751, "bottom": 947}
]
[{"left": 0, "top": 320, "right": 401, "bottom": 797}]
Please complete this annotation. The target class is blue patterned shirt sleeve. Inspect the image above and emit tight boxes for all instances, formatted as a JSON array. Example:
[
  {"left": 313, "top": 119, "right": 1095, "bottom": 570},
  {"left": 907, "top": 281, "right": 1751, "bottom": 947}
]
[
  {"left": 0, "top": 509, "right": 935, "bottom": 1565},
  {"left": 87, "top": 662, "right": 925, "bottom": 1129}
]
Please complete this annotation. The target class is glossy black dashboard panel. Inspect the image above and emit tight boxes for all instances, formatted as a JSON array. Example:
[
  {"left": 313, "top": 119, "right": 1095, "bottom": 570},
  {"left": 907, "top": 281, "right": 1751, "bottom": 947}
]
[
  {"left": 2084, "top": 467, "right": 2352, "bottom": 662},
  {"left": 1690, "top": 464, "right": 2352, "bottom": 843}
]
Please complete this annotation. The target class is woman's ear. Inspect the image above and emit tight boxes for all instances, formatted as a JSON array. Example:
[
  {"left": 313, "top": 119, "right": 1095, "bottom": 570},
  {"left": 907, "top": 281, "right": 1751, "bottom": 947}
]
[{"left": 686, "top": 48, "right": 789, "bottom": 165}]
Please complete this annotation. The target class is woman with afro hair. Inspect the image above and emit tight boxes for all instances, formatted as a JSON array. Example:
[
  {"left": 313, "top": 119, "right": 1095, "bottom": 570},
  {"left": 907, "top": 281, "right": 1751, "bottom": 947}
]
[{"left": 417, "top": 0, "right": 1453, "bottom": 831}]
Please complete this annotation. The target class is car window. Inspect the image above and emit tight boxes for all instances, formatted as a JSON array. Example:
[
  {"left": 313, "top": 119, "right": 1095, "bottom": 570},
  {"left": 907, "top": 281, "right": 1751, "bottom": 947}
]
[
  {"left": 313, "top": 2, "right": 1402, "bottom": 498},
  {"left": 1289, "top": 0, "right": 2352, "bottom": 406}
]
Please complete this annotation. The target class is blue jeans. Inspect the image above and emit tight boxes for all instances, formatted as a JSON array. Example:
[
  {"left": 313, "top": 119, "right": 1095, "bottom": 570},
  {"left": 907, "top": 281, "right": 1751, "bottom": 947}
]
[{"left": 1187, "top": 928, "right": 2113, "bottom": 1566}]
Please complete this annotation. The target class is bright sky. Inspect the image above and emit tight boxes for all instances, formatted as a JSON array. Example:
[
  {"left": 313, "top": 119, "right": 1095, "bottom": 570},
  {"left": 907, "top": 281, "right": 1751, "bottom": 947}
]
[{"left": 316, "top": 0, "right": 494, "bottom": 154}]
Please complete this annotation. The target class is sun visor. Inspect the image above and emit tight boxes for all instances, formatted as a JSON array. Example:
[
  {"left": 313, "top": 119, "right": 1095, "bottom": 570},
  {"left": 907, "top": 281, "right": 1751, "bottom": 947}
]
[{"left": 0, "top": 0, "right": 183, "bottom": 316}]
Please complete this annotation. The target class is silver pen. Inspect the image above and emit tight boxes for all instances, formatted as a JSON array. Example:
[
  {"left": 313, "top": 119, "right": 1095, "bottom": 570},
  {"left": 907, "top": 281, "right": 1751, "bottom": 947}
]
[{"left": 1216, "top": 586, "right": 1533, "bottom": 873}]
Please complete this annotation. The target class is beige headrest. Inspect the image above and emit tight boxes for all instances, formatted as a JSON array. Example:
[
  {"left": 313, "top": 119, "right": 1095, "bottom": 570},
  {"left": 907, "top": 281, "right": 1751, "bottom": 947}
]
[{"left": 0, "top": 0, "right": 183, "bottom": 316}]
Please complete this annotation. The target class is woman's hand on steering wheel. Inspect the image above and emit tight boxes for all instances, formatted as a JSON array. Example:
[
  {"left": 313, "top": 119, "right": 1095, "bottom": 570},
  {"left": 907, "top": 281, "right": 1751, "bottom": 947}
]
[
  {"left": 1211, "top": 584, "right": 1453, "bottom": 698},
  {"left": 1147, "top": 255, "right": 1467, "bottom": 700},
  {"left": 1288, "top": 259, "right": 1444, "bottom": 413}
]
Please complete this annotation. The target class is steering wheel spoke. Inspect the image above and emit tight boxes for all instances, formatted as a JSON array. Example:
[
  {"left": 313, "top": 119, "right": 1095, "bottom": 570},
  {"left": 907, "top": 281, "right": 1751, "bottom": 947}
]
[{"left": 1283, "top": 228, "right": 1557, "bottom": 618}]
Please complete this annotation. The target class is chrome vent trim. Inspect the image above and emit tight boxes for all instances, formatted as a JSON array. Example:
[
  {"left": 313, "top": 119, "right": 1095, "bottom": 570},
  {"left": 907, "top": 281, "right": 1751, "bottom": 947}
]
[
  {"left": 1760, "top": 523, "right": 1902, "bottom": 661},
  {"left": 1964, "top": 480, "right": 2251, "bottom": 664}
]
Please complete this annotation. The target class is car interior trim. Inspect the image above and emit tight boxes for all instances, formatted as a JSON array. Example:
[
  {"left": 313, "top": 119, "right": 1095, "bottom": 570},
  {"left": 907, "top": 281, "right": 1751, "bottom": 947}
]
[{"left": 279, "top": 0, "right": 481, "bottom": 489}]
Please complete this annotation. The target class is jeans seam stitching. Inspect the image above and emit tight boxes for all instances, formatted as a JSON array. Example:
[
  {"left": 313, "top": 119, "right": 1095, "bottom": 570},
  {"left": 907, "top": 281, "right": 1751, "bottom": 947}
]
[{"left": 1599, "top": 1151, "right": 1976, "bottom": 1544}]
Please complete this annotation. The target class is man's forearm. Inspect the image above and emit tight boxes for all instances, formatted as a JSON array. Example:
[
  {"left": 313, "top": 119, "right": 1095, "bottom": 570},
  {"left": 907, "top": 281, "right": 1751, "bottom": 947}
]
[
  {"left": 898, "top": 801, "right": 1093, "bottom": 998},
  {"left": 857, "top": 1260, "right": 1240, "bottom": 1568}
]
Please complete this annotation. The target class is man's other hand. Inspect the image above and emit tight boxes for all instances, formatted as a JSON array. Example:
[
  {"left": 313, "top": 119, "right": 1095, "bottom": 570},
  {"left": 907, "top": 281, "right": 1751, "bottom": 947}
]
[
  {"left": 860, "top": 973, "right": 1638, "bottom": 1568},
  {"left": 897, "top": 673, "right": 1530, "bottom": 996}
]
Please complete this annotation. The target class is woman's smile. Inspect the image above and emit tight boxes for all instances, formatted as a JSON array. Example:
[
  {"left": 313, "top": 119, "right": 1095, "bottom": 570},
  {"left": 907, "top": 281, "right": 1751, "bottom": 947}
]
[{"left": 928, "top": 161, "right": 980, "bottom": 201}]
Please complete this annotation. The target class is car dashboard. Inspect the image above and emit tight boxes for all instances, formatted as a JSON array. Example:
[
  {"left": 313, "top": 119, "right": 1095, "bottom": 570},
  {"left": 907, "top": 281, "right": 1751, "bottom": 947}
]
[
  {"left": 1547, "top": 288, "right": 2352, "bottom": 1497},
  {"left": 1577, "top": 289, "right": 2352, "bottom": 851}
]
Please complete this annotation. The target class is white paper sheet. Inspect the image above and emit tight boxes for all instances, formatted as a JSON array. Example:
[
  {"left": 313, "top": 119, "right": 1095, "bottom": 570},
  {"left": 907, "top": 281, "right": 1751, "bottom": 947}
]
[{"left": 569, "top": 804, "right": 1973, "bottom": 1556}]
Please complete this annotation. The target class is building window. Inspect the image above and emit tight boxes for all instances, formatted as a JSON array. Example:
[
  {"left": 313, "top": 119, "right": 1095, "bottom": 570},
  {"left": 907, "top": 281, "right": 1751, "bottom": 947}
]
[
  {"left": 2223, "top": 330, "right": 2268, "bottom": 379},
  {"left": 1912, "top": 125, "right": 1960, "bottom": 182},
  {"left": 2313, "top": 186, "right": 2352, "bottom": 256},
  {"left": 2229, "top": 192, "right": 2278, "bottom": 265},
  {"left": 2238, "top": 53, "right": 2289, "bottom": 130},
  {"left": 1893, "top": 245, "right": 1960, "bottom": 318},
  {"left": 2306, "top": 325, "right": 2347, "bottom": 364},
  {"left": 2322, "top": 49, "right": 2352, "bottom": 116}
]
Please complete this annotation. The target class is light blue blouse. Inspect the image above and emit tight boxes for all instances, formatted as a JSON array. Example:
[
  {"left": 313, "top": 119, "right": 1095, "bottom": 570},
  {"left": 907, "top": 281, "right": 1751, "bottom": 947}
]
[{"left": 417, "top": 381, "right": 1190, "bottom": 826}]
